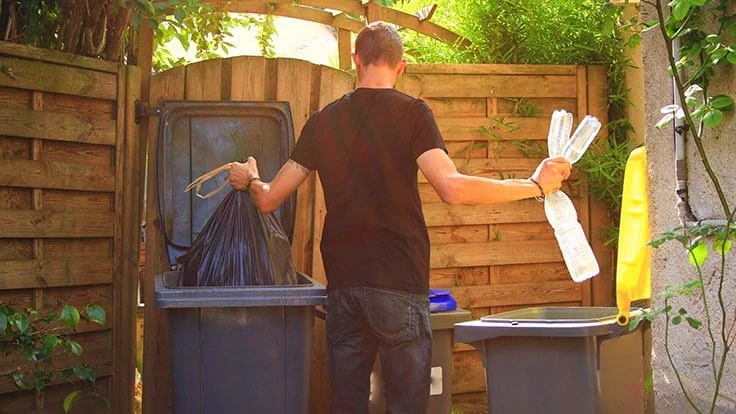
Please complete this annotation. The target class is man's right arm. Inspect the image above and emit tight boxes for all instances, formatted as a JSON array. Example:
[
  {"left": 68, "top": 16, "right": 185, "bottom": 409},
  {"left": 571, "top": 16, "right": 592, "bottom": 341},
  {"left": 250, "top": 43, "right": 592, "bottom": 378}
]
[{"left": 229, "top": 158, "right": 311, "bottom": 213}]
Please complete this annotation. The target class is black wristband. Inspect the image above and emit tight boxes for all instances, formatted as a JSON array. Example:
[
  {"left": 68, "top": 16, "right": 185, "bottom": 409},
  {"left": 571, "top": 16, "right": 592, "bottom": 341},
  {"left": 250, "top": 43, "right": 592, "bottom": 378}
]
[
  {"left": 246, "top": 177, "right": 261, "bottom": 191},
  {"left": 529, "top": 178, "right": 545, "bottom": 202}
]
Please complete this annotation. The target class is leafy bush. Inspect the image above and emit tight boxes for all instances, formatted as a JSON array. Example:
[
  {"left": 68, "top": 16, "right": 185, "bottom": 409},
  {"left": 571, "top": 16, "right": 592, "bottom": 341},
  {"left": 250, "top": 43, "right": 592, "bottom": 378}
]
[{"left": 0, "top": 302, "right": 108, "bottom": 412}]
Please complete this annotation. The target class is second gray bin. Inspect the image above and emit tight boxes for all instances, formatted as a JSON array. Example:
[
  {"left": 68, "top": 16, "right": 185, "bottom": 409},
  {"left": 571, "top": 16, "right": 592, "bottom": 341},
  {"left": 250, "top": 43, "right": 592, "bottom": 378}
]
[
  {"left": 454, "top": 306, "right": 645, "bottom": 414},
  {"left": 155, "top": 271, "right": 326, "bottom": 414}
]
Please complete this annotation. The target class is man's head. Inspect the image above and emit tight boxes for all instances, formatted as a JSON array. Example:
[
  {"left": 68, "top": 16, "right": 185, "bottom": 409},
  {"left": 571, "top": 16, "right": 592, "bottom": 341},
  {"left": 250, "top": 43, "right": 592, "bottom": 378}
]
[{"left": 353, "top": 22, "right": 404, "bottom": 68}]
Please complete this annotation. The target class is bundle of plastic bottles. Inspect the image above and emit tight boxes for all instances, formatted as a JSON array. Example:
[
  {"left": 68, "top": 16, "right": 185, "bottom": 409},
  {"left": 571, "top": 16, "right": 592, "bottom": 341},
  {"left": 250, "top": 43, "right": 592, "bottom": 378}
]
[{"left": 545, "top": 110, "right": 601, "bottom": 282}]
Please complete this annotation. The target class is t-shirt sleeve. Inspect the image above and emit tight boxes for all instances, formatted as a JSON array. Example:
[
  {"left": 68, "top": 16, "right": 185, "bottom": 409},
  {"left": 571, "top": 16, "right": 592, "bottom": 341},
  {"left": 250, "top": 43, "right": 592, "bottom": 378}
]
[
  {"left": 289, "top": 113, "right": 318, "bottom": 171},
  {"left": 410, "top": 100, "right": 447, "bottom": 159}
]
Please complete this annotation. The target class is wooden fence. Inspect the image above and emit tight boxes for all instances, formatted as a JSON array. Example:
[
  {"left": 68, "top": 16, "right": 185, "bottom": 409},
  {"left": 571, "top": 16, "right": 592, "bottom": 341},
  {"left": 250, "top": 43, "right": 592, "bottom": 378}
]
[
  {"left": 142, "top": 57, "right": 611, "bottom": 413},
  {"left": 0, "top": 42, "right": 143, "bottom": 413}
]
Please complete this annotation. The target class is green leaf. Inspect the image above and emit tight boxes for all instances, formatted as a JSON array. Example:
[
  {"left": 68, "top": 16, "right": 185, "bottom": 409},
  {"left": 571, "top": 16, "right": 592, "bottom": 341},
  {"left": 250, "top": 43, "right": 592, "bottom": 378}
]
[
  {"left": 703, "top": 109, "right": 724, "bottom": 128},
  {"left": 727, "top": 51, "right": 736, "bottom": 65},
  {"left": 73, "top": 365, "right": 96, "bottom": 382},
  {"left": 691, "top": 104, "right": 708, "bottom": 119},
  {"left": 67, "top": 340, "right": 83, "bottom": 357},
  {"left": 64, "top": 390, "right": 83, "bottom": 413},
  {"left": 686, "top": 317, "right": 703, "bottom": 330},
  {"left": 678, "top": 307, "right": 687, "bottom": 315},
  {"left": 655, "top": 113, "right": 675, "bottom": 129},
  {"left": 61, "top": 305, "right": 80, "bottom": 331},
  {"left": 630, "top": 313, "right": 645, "bottom": 331},
  {"left": 42, "top": 334, "right": 60, "bottom": 355},
  {"left": 12, "top": 372, "right": 28, "bottom": 390},
  {"left": 174, "top": 7, "right": 186, "bottom": 23},
  {"left": 85, "top": 305, "right": 106, "bottom": 326},
  {"left": 672, "top": 315, "right": 682, "bottom": 325},
  {"left": 33, "top": 370, "right": 52, "bottom": 391},
  {"left": 713, "top": 238, "right": 732, "bottom": 255},
  {"left": 688, "top": 242, "right": 709, "bottom": 267},
  {"left": 671, "top": 1, "right": 692, "bottom": 21},
  {"left": 12, "top": 314, "right": 29, "bottom": 334},
  {"left": 710, "top": 95, "right": 734, "bottom": 110},
  {"left": 99, "top": 396, "right": 112, "bottom": 409}
]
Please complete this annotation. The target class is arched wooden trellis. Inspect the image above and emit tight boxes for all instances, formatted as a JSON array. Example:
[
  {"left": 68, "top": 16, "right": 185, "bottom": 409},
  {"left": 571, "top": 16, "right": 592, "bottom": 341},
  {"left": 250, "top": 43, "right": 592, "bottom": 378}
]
[
  {"left": 206, "top": 0, "right": 469, "bottom": 69},
  {"left": 132, "top": 0, "right": 468, "bottom": 77}
]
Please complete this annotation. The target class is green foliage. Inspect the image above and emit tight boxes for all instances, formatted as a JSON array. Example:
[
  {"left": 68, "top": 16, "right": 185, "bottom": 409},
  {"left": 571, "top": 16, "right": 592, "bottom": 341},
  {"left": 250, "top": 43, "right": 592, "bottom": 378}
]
[
  {"left": 0, "top": 302, "right": 108, "bottom": 412},
  {"left": 131, "top": 0, "right": 276, "bottom": 72}
]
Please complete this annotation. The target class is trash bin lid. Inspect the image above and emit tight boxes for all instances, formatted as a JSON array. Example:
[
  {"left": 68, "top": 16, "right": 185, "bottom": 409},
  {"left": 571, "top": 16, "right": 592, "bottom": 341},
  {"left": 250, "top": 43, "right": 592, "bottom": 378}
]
[
  {"left": 156, "top": 101, "right": 296, "bottom": 267},
  {"left": 454, "top": 307, "right": 643, "bottom": 343},
  {"left": 616, "top": 147, "right": 651, "bottom": 325}
]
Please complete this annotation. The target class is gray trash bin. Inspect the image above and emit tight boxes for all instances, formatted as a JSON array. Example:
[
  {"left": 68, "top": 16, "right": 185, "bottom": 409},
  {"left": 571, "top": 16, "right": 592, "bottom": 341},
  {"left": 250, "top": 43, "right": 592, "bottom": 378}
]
[
  {"left": 155, "top": 271, "right": 326, "bottom": 414},
  {"left": 370, "top": 308, "right": 472, "bottom": 414},
  {"left": 454, "top": 306, "right": 645, "bottom": 414}
]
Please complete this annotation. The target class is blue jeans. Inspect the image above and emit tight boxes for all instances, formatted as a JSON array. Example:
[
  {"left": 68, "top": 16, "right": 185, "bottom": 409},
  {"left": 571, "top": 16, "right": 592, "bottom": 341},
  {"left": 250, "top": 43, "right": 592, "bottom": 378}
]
[{"left": 326, "top": 287, "right": 432, "bottom": 414}]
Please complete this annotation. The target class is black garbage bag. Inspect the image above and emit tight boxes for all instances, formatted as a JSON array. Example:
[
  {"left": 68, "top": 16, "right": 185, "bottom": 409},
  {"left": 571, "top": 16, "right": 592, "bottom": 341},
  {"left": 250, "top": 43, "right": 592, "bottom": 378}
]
[{"left": 179, "top": 190, "right": 298, "bottom": 287}]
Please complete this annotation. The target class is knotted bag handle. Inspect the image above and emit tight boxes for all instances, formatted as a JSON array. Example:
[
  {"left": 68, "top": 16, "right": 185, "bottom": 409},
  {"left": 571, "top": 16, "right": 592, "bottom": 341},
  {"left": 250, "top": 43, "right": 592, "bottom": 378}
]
[{"left": 184, "top": 163, "right": 232, "bottom": 199}]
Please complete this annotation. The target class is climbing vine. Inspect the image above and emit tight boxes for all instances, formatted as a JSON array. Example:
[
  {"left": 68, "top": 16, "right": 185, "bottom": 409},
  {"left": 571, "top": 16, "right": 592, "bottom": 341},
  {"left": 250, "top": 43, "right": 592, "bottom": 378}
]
[{"left": 630, "top": 1, "right": 736, "bottom": 412}]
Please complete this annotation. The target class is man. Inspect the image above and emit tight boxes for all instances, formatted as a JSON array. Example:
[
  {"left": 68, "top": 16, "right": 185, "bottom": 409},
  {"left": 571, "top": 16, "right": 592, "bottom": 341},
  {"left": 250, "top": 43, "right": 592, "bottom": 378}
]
[{"left": 229, "top": 22, "right": 571, "bottom": 414}]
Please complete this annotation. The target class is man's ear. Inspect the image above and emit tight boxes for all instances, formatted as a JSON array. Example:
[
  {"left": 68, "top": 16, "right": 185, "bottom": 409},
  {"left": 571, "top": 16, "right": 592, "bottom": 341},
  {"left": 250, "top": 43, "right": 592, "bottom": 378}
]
[
  {"left": 352, "top": 53, "right": 362, "bottom": 69},
  {"left": 396, "top": 59, "right": 407, "bottom": 77}
]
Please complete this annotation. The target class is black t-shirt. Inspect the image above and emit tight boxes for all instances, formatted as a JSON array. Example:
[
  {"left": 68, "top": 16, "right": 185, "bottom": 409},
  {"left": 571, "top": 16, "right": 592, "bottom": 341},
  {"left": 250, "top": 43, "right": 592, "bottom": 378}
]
[{"left": 290, "top": 88, "right": 447, "bottom": 294}]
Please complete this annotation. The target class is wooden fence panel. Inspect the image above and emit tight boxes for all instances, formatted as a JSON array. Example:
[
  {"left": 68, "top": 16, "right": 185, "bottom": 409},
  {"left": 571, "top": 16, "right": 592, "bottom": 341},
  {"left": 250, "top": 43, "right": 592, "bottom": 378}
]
[
  {"left": 0, "top": 41, "right": 142, "bottom": 413},
  {"left": 141, "top": 59, "right": 610, "bottom": 413}
]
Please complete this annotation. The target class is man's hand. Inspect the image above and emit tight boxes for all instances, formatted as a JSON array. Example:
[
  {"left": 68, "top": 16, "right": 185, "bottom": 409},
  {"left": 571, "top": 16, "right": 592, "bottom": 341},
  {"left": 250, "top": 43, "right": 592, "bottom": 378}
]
[
  {"left": 228, "top": 157, "right": 260, "bottom": 191},
  {"left": 530, "top": 157, "right": 572, "bottom": 194}
]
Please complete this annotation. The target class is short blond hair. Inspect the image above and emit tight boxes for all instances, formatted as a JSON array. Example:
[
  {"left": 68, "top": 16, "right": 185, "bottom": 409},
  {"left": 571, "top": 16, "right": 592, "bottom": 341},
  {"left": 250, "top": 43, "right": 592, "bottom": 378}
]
[{"left": 354, "top": 22, "right": 403, "bottom": 67}]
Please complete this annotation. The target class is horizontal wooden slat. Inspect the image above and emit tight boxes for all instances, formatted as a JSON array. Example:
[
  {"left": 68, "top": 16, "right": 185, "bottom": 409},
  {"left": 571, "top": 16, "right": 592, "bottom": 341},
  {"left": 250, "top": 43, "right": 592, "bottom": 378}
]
[
  {"left": 423, "top": 200, "right": 545, "bottom": 227},
  {"left": 0, "top": 210, "right": 114, "bottom": 238},
  {"left": 0, "top": 40, "right": 119, "bottom": 73},
  {"left": 406, "top": 64, "right": 579, "bottom": 75},
  {"left": 428, "top": 224, "right": 489, "bottom": 244},
  {"left": 0, "top": 159, "right": 114, "bottom": 192},
  {"left": 424, "top": 97, "right": 487, "bottom": 118},
  {"left": 0, "top": 106, "right": 116, "bottom": 145},
  {"left": 437, "top": 116, "right": 551, "bottom": 141},
  {"left": 430, "top": 239, "right": 562, "bottom": 268},
  {"left": 430, "top": 266, "right": 490, "bottom": 288},
  {"left": 491, "top": 262, "right": 570, "bottom": 284},
  {"left": 0, "top": 258, "right": 113, "bottom": 289},
  {"left": 452, "top": 279, "right": 582, "bottom": 308},
  {"left": 398, "top": 74, "right": 578, "bottom": 98},
  {"left": 0, "top": 56, "right": 117, "bottom": 100}
]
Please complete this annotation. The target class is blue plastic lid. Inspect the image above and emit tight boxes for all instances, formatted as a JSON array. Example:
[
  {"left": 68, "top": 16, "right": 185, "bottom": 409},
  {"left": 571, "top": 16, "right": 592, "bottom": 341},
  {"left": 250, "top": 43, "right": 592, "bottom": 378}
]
[{"left": 429, "top": 288, "right": 457, "bottom": 312}]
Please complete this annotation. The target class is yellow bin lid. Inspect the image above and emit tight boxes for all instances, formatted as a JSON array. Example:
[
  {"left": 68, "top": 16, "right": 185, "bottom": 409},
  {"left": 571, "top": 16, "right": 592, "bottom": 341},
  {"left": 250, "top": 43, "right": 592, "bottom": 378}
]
[{"left": 616, "top": 146, "right": 651, "bottom": 326}]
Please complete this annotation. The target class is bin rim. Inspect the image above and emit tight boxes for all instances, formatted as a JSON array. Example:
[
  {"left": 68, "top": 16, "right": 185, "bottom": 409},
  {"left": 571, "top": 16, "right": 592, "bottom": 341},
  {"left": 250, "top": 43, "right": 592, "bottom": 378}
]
[{"left": 154, "top": 271, "right": 327, "bottom": 309}]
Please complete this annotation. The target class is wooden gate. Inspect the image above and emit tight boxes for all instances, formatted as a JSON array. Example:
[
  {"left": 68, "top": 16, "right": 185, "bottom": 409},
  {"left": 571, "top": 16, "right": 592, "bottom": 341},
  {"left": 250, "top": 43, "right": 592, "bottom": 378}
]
[
  {"left": 142, "top": 57, "right": 611, "bottom": 413},
  {"left": 0, "top": 42, "right": 143, "bottom": 413}
]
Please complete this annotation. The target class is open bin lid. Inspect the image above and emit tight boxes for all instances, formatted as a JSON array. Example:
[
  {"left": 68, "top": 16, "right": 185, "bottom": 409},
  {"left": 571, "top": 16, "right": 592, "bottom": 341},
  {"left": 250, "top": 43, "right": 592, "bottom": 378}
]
[
  {"left": 615, "top": 146, "right": 651, "bottom": 325},
  {"left": 156, "top": 101, "right": 296, "bottom": 268}
]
